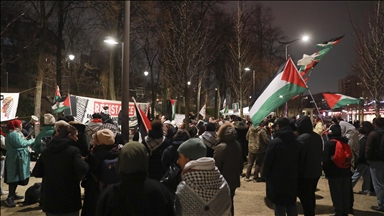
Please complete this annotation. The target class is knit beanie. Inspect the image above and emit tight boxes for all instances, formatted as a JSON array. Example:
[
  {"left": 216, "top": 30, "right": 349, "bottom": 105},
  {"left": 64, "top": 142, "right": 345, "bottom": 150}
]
[
  {"left": 94, "top": 129, "right": 115, "bottom": 145},
  {"left": 54, "top": 120, "right": 70, "bottom": 133},
  {"left": 44, "top": 113, "right": 56, "bottom": 125},
  {"left": 177, "top": 138, "right": 207, "bottom": 160}
]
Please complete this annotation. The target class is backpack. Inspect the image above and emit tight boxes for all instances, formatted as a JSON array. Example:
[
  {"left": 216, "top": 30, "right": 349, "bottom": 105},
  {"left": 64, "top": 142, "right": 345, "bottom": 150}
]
[
  {"left": 91, "top": 157, "right": 121, "bottom": 192},
  {"left": 24, "top": 182, "right": 41, "bottom": 205},
  {"left": 331, "top": 139, "right": 352, "bottom": 168},
  {"left": 376, "top": 131, "right": 384, "bottom": 160}
]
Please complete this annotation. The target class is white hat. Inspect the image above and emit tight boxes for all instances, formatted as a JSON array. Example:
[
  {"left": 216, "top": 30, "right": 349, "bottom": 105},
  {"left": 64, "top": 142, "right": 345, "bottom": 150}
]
[
  {"left": 44, "top": 113, "right": 56, "bottom": 125},
  {"left": 164, "top": 120, "right": 171, "bottom": 124}
]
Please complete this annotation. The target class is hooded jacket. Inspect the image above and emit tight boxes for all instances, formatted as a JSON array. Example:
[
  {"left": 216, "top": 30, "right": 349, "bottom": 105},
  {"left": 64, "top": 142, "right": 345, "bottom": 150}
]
[
  {"left": 162, "top": 135, "right": 189, "bottom": 169},
  {"left": 199, "top": 131, "right": 217, "bottom": 157},
  {"left": 214, "top": 123, "right": 243, "bottom": 191},
  {"left": 365, "top": 126, "right": 384, "bottom": 162},
  {"left": 33, "top": 125, "right": 55, "bottom": 154},
  {"left": 296, "top": 116, "right": 323, "bottom": 178},
  {"left": 96, "top": 142, "right": 174, "bottom": 216},
  {"left": 32, "top": 136, "right": 89, "bottom": 214},
  {"left": 263, "top": 125, "right": 300, "bottom": 206},
  {"left": 246, "top": 125, "right": 269, "bottom": 154}
]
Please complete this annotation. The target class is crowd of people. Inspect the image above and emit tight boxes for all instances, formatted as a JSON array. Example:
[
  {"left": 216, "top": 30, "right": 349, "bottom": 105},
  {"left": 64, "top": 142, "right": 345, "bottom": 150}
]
[{"left": 0, "top": 111, "right": 383, "bottom": 216}]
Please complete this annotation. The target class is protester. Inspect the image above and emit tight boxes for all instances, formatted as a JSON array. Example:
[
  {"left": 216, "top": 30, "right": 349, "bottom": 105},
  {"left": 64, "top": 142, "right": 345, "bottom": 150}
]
[
  {"left": 142, "top": 120, "right": 172, "bottom": 181},
  {"left": 214, "top": 122, "right": 243, "bottom": 215},
  {"left": 199, "top": 122, "right": 217, "bottom": 157},
  {"left": 82, "top": 129, "right": 119, "bottom": 216},
  {"left": 32, "top": 113, "right": 56, "bottom": 154},
  {"left": 99, "top": 122, "right": 125, "bottom": 145},
  {"left": 68, "top": 120, "right": 89, "bottom": 157},
  {"left": 162, "top": 129, "right": 190, "bottom": 169},
  {"left": 365, "top": 117, "right": 384, "bottom": 212},
  {"left": 245, "top": 122, "right": 269, "bottom": 182},
  {"left": 96, "top": 141, "right": 174, "bottom": 215},
  {"left": 175, "top": 138, "right": 231, "bottom": 215},
  {"left": 234, "top": 117, "right": 249, "bottom": 165},
  {"left": 322, "top": 122, "right": 352, "bottom": 216},
  {"left": 295, "top": 116, "right": 323, "bottom": 216},
  {"left": 4, "top": 119, "right": 35, "bottom": 207},
  {"left": 32, "top": 124, "right": 89, "bottom": 215},
  {"left": 313, "top": 115, "right": 324, "bottom": 136},
  {"left": 263, "top": 118, "right": 300, "bottom": 216}
]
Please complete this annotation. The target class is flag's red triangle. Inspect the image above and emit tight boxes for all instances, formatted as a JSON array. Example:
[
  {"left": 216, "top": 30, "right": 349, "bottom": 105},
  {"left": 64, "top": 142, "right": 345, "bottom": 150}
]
[
  {"left": 63, "top": 96, "right": 70, "bottom": 107},
  {"left": 281, "top": 58, "right": 307, "bottom": 88},
  {"left": 323, "top": 93, "right": 342, "bottom": 109}
]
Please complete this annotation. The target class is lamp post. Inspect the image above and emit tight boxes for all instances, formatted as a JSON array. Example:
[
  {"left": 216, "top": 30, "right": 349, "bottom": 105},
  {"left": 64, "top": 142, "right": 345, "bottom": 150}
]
[
  {"left": 244, "top": 67, "right": 255, "bottom": 99},
  {"left": 68, "top": 54, "right": 75, "bottom": 96},
  {"left": 144, "top": 71, "right": 149, "bottom": 102}
]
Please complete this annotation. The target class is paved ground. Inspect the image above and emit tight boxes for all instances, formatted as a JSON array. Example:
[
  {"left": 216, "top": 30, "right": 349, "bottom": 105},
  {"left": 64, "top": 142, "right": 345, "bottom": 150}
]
[{"left": 1, "top": 171, "right": 383, "bottom": 216}]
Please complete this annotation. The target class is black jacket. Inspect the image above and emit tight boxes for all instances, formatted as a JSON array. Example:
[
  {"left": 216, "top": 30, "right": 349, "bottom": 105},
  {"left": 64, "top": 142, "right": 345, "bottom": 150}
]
[
  {"left": 263, "top": 126, "right": 300, "bottom": 206},
  {"left": 96, "top": 172, "right": 175, "bottom": 216},
  {"left": 296, "top": 116, "right": 323, "bottom": 179},
  {"left": 32, "top": 136, "right": 89, "bottom": 214},
  {"left": 322, "top": 136, "right": 352, "bottom": 178},
  {"left": 357, "top": 135, "right": 368, "bottom": 165}
]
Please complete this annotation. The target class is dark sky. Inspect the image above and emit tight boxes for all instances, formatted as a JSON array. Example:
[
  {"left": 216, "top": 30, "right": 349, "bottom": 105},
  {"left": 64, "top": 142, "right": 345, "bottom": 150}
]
[{"left": 225, "top": 1, "right": 374, "bottom": 94}]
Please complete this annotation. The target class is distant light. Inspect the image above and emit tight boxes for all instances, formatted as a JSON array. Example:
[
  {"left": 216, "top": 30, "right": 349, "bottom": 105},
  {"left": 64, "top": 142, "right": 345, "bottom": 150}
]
[
  {"left": 302, "top": 35, "right": 309, "bottom": 41},
  {"left": 187, "top": 81, "right": 191, "bottom": 85},
  {"left": 215, "top": 88, "right": 217, "bottom": 91},
  {"left": 244, "top": 67, "right": 250, "bottom": 71},
  {"left": 279, "top": 95, "right": 283, "bottom": 98},
  {"left": 68, "top": 54, "right": 75, "bottom": 60},
  {"left": 249, "top": 96, "right": 252, "bottom": 98},
  {"left": 144, "top": 71, "right": 149, "bottom": 76},
  {"left": 104, "top": 38, "right": 118, "bottom": 45}
]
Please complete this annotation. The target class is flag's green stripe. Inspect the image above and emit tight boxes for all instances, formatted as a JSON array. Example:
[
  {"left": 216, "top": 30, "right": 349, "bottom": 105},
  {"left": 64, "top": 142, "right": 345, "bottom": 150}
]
[
  {"left": 251, "top": 84, "right": 307, "bottom": 125},
  {"left": 333, "top": 98, "right": 361, "bottom": 109}
]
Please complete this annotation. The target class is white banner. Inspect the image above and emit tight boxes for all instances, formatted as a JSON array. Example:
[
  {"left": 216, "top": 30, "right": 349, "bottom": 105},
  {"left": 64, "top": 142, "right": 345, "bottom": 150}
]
[
  {"left": 63, "top": 95, "right": 148, "bottom": 127},
  {"left": 1, "top": 93, "right": 20, "bottom": 122},
  {"left": 199, "top": 104, "right": 206, "bottom": 119}
]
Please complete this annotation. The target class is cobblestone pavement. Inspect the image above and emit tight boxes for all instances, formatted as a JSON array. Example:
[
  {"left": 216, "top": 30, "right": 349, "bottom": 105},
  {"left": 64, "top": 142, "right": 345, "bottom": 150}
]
[{"left": 1, "top": 172, "right": 383, "bottom": 216}]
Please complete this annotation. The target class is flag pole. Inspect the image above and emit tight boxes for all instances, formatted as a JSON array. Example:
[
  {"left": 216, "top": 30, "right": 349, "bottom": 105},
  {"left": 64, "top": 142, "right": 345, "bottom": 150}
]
[{"left": 307, "top": 89, "right": 324, "bottom": 124}]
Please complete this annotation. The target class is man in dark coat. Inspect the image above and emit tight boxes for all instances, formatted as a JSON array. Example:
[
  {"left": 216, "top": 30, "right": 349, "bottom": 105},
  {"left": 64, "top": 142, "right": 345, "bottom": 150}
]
[
  {"left": 96, "top": 141, "right": 174, "bottom": 216},
  {"left": 32, "top": 124, "right": 89, "bottom": 215},
  {"left": 295, "top": 116, "right": 323, "bottom": 216},
  {"left": 263, "top": 118, "right": 300, "bottom": 216},
  {"left": 322, "top": 123, "right": 352, "bottom": 216}
]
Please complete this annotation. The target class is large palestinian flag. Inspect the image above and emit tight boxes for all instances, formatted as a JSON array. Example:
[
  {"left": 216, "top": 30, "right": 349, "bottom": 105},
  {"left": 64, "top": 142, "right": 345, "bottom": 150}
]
[
  {"left": 52, "top": 96, "right": 70, "bottom": 114},
  {"left": 249, "top": 58, "right": 308, "bottom": 126},
  {"left": 323, "top": 93, "right": 362, "bottom": 109},
  {"left": 316, "top": 35, "right": 344, "bottom": 48},
  {"left": 132, "top": 97, "right": 151, "bottom": 143}
]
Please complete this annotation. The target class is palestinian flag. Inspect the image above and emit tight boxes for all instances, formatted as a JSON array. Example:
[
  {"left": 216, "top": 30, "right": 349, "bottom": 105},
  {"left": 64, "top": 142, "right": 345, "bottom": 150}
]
[
  {"left": 132, "top": 97, "right": 151, "bottom": 143},
  {"left": 323, "top": 93, "right": 362, "bottom": 109},
  {"left": 52, "top": 96, "right": 70, "bottom": 114},
  {"left": 167, "top": 99, "right": 177, "bottom": 120},
  {"left": 316, "top": 35, "right": 344, "bottom": 49},
  {"left": 249, "top": 58, "right": 307, "bottom": 126},
  {"left": 53, "top": 85, "right": 61, "bottom": 103}
]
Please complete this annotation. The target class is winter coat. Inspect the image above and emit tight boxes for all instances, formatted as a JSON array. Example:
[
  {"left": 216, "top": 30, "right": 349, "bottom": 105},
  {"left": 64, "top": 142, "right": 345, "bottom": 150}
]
[
  {"left": 143, "top": 132, "right": 172, "bottom": 181},
  {"left": 357, "top": 135, "right": 368, "bottom": 165},
  {"left": 32, "top": 125, "right": 55, "bottom": 154},
  {"left": 32, "top": 136, "right": 89, "bottom": 214},
  {"left": 199, "top": 131, "right": 217, "bottom": 157},
  {"left": 322, "top": 136, "right": 352, "bottom": 178},
  {"left": 175, "top": 158, "right": 231, "bottom": 216},
  {"left": 234, "top": 122, "right": 248, "bottom": 144},
  {"left": 96, "top": 172, "right": 175, "bottom": 216},
  {"left": 365, "top": 127, "right": 384, "bottom": 162},
  {"left": 70, "top": 122, "right": 90, "bottom": 157},
  {"left": 246, "top": 125, "right": 269, "bottom": 154},
  {"left": 339, "top": 121, "right": 360, "bottom": 156},
  {"left": 5, "top": 129, "right": 35, "bottom": 183},
  {"left": 263, "top": 125, "right": 300, "bottom": 206},
  {"left": 214, "top": 124, "right": 243, "bottom": 191},
  {"left": 313, "top": 121, "right": 324, "bottom": 136},
  {"left": 296, "top": 116, "right": 323, "bottom": 179},
  {"left": 81, "top": 144, "right": 119, "bottom": 216},
  {"left": 161, "top": 136, "right": 188, "bottom": 169}
]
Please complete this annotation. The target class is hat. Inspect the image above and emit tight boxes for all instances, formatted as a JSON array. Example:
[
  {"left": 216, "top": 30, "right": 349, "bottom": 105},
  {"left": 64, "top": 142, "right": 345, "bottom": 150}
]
[
  {"left": 44, "top": 113, "right": 56, "bottom": 125},
  {"left": 171, "top": 120, "right": 176, "bottom": 126},
  {"left": 177, "top": 138, "right": 206, "bottom": 160},
  {"left": 164, "top": 120, "right": 171, "bottom": 124},
  {"left": 54, "top": 120, "right": 70, "bottom": 133},
  {"left": 205, "top": 122, "right": 216, "bottom": 131},
  {"left": 328, "top": 124, "right": 341, "bottom": 137},
  {"left": 94, "top": 129, "right": 115, "bottom": 145}
]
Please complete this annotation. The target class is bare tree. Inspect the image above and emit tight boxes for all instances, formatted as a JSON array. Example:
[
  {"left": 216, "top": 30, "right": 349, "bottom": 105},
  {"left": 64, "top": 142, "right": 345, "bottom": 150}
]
[
  {"left": 156, "top": 1, "right": 218, "bottom": 127},
  {"left": 350, "top": 1, "right": 384, "bottom": 117}
]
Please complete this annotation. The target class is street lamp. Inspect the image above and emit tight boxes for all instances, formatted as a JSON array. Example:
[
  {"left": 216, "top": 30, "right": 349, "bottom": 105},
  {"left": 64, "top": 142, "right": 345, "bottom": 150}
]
[
  {"left": 279, "top": 35, "right": 310, "bottom": 60},
  {"left": 244, "top": 67, "right": 256, "bottom": 100},
  {"left": 68, "top": 54, "right": 75, "bottom": 61},
  {"left": 144, "top": 71, "right": 149, "bottom": 76},
  {"left": 187, "top": 81, "right": 191, "bottom": 86},
  {"left": 104, "top": 38, "right": 119, "bottom": 45},
  {"left": 68, "top": 54, "right": 75, "bottom": 97}
]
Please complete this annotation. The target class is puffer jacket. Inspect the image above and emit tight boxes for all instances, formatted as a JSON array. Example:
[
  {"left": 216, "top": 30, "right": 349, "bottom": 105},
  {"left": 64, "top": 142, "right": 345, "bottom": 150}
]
[
  {"left": 246, "top": 125, "right": 269, "bottom": 154},
  {"left": 199, "top": 131, "right": 217, "bottom": 157}
]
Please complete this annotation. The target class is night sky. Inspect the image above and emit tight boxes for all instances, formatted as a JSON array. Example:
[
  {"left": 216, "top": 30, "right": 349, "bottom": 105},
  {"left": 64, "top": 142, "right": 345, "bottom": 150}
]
[{"left": 225, "top": 1, "right": 374, "bottom": 94}]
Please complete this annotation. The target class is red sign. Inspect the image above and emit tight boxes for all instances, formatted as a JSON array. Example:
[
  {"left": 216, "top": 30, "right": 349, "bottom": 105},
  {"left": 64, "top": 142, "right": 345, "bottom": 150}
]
[{"left": 94, "top": 101, "right": 136, "bottom": 117}]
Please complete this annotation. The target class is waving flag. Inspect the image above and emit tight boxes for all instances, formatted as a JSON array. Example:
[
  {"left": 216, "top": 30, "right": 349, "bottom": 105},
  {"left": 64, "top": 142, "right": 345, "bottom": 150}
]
[
  {"left": 323, "top": 93, "right": 362, "bottom": 109},
  {"left": 199, "top": 104, "right": 206, "bottom": 119},
  {"left": 132, "top": 97, "right": 151, "bottom": 143},
  {"left": 167, "top": 99, "right": 177, "bottom": 120},
  {"left": 51, "top": 86, "right": 70, "bottom": 114},
  {"left": 249, "top": 58, "right": 307, "bottom": 126},
  {"left": 297, "top": 35, "right": 344, "bottom": 78}
]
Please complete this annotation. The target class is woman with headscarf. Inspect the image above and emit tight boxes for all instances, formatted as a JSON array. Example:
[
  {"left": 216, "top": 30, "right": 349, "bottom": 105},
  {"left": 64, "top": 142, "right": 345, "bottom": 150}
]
[
  {"left": 96, "top": 142, "right": 174, "bottom": 216},
  {"left": 4, "top": 119, "right": 35, "bottom": 207}
]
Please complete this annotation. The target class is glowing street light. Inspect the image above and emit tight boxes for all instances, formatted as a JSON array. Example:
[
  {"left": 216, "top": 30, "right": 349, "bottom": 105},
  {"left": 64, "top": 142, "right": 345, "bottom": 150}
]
[
  {"left": 68, "top": 54, "right": 75, "bottom": 60},
  {"left": 104, "top": 38, "right": 119, "bottom": 45},
  {"left": 244, "top": 67, "right": 250, "bottom": 71},
  {"left": 187, "top": 81, "right": 191, "bottom": 86},
  {"left": 144, "top": 71, "right": 149, "bottom": 76}
]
